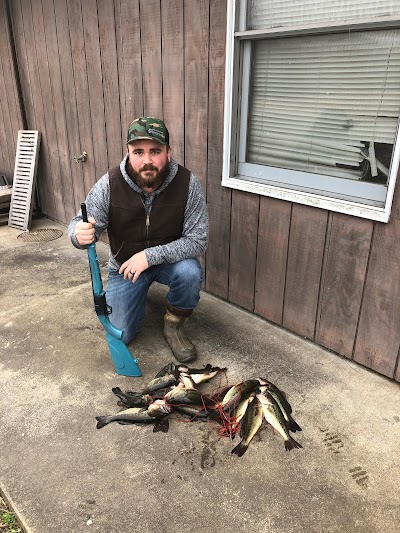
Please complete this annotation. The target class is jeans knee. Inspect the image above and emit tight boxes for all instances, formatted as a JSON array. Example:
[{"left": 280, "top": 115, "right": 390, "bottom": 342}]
[{"left": 172, "top": 259, "right": 203, "bottom": 286}]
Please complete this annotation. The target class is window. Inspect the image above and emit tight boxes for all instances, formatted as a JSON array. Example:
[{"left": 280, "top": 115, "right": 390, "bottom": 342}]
[{"left": 223, "top": 0, "right": 400, "bottom": 222}]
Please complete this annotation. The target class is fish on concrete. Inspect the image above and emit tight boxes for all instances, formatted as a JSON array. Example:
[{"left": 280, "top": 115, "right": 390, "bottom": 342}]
[{"left": 231, "top": 396, "right": 264, "bottom": 456}]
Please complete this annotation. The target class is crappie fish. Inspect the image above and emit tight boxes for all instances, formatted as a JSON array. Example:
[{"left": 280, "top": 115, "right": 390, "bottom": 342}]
[
  {"left": 231, "top": 397, "right": 264, "bottom": 456},
  {"left": 257, "top": 392, "right": 302, "bottom": 451},
  {"left": 258, "top": 378, "right": 302, "bottom": 433},
  {"left": 95, "top": 407, "right": 154, "bottom": 429}
]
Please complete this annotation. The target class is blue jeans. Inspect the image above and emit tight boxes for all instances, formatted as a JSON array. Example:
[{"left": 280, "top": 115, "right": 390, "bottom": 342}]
[{"left": 106, "top": 258, "right": 203, "bottom": 344}]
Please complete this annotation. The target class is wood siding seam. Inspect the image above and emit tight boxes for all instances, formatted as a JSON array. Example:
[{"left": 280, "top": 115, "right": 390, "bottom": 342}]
[
  {"left": 252, "top": 194, "right": 262, "bottom": 313},
  {"left": 183, "top": 0, "right": 186, "bottom": 168},
  {"left": 314, "top": 211, "right": 333, "bottom": 341},
  {"left": 226, "top": 184, "right": 234, "bottom": 300},
  {"left": 113, "top": 0, "right": 124, "bottom": 153},
  {"left": 5, "top": 0, "right": 27, "bottom": 129},
  {"left": 351, "top": 220, "right": 376, "bottom": 360},
  {"left": 159, "top": 0, "right": 164, "bottom": 119},
  {"left": 280, "top": 203, "right": 293, "bottom": 326},
  {"left": 138, "top": 0, "right": 145, "bottom": 117},
  {"left": 53, "top": 0, "right": 82, "bottom": 218}
]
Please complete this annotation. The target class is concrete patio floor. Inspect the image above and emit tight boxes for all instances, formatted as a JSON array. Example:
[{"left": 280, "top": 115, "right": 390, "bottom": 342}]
[{"left": 0, "top": 217, "right": 399, "bottom": 533}]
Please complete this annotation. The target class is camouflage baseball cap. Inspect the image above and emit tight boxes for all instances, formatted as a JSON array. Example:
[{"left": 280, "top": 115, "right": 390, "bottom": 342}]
[{"left": 127, "top": 117, "right": 169, "bottom": 145}]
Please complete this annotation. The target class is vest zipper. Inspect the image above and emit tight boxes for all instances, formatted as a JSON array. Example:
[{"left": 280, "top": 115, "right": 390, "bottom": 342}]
[
  {"left": 145, "top": 213, "right": 150, "bottom": 247},
  {"left": 141, "top": 197, "right": 151, "bottom": 247}
]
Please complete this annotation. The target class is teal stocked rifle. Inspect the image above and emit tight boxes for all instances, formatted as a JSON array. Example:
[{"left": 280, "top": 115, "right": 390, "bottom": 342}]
[{"left": 81, "top": 202, "right": 142, "bottom": 377}]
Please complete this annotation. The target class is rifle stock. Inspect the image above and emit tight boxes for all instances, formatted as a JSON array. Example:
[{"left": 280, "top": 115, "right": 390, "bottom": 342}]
[{"left": 80, "top": 202, "right": 142, "bottom": 376}]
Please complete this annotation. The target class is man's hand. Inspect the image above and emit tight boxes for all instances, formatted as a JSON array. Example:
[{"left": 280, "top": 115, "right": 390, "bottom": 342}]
[
  {"left": 75, "top": 216, "right": 96, "bottom": 245},
  {"left": 119, "top": 251, "right": 149, "bottom": 282}
]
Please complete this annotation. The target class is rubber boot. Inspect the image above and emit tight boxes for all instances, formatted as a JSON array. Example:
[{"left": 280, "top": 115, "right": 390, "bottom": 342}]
[{"left": 163, "top": 303, "right": 197, "bottom": 363}]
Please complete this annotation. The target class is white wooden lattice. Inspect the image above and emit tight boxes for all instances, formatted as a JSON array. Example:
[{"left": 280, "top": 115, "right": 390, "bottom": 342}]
[{"left": 8, "top": 130, "right": 41, "bottom": 231}]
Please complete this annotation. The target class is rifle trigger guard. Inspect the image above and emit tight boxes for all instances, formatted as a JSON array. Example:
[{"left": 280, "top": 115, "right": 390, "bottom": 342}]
[{"left": 94, "top": 294, "right": 112, "bottom": 316}]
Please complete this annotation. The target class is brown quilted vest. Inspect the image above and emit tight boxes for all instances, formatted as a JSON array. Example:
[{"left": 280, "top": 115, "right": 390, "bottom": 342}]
[{"left": 108, "top": 164, "right": 190, "bottom": 265}]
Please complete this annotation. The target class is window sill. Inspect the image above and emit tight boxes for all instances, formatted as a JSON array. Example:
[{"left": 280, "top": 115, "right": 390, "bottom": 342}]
[{"left": 222, "top": 174, "right": 393, "bottom": 222}]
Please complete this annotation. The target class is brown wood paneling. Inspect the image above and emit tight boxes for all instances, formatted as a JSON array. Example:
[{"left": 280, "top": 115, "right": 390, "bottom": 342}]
[
  {"left": 228, "top": 190, "right": 259, "bottom": 310},
  {"left": 0, "top": 0, "right": 24, "bottom": 170},
  {"left": 31, "top": 0, "right": 66, "bottom": 223},
  {"left": 184, "top": 0, "right": 210, "bottom": 193},
  {"left": 116, "top": 0, "right": 144, "bottom": 133},
  {"left": 283, "top": 204, "right": 328, "bottom": 338},
  {"left": 315, "top": 213, "right": 373, "bottom": 357},
  {"left": 161, "top": 0, "right": 185, "bottom": 164},
  {"left": 140, "top": 0, "right": 163, "bottom": 118},
  {"left": 41, "top": 0, "right": 75, "bottom": 222},
  {"left": 81, "top": 0, "right": 108, "bottom": 184},
  {"left": 18, "top": 0, "right": 56, "bottom": 218},
  {"left": 354, "top": 182, "right": 400, "bottom": 379},
  {"left": 53, "top": 0, "right": 84, "bottom": 216},
  {"left": 0, "top": 2, "right": 19, "bottom": 180},
  {"left": 67, "top": 0, "right": 96, "bottom": 198},
  {"left": 0, "top": 43, "right": 13, "bottom": 175},
  {"left": 205, "top": 0, "right": 231, "bottom": 299},
  {"left": 255, "top": 196, "right": 291, "bottom": 324},
  {"left": 9, "top": 1, "right": 34, "bottom": 131},
  {"left": 97, "top": 0, "right": 123, "bottom": 168},
  {"left": 10, "top": 0, "right": 47, "bottom": 215}
]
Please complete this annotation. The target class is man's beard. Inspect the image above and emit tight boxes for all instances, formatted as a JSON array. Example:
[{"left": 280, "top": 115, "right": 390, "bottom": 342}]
[{"left": 127, "top": 160, "right": 170, "bottom": 190}]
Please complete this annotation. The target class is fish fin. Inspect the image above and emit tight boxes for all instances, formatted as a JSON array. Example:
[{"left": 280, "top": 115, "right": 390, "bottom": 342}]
[
  {"left": 153, "top": 417, "right": 170, "bottom": 433},
  {"left": 231, "top": 441, "right": 248, "bottom": 457},
  {"left": 184, "top": 363, "right": 212, "bottom": 374},
  {"left": 153, "top": 362, "right": 176, "bottom": 378},
  {"left": 95, "top": 416, "right": 109, "bottom": 429},
  {"left": 289, "top": 418, "right": 302, "bottom": 432},
  {"left": 285, "top": 436, "right": 303, "bottom": 451}
]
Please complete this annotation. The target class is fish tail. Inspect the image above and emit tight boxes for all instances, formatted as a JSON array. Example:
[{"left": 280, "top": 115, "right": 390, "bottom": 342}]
[
  {"left": 95, "top": 416, "right": 109, "bottom": 429},
  {"left": 289, "top": 417, "right": 302, "bottom": 432},
  {"left": 285, "top": 436, "right": 303, "bottom": 451},
  {"left": 231, "top": 441, "right": 248, "bottom": 457},
  {"left": 153, "top": 417, "right": 170, "bottom": 433}
]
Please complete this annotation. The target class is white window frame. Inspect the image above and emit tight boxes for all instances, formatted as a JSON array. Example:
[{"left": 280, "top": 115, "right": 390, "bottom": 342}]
[{"left": 222, "top": 0, "right": 400, "bottom": 222}]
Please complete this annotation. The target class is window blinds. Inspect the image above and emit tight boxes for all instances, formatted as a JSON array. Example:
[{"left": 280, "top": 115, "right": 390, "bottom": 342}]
[
  {"left": 247, "top": 30, "right": 400, "bottom": 180},
  {"left": 248, "top": 0, "right": 400, "bottom": 31}
]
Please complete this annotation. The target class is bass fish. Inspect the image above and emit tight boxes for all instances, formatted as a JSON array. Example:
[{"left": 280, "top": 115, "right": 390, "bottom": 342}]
[
  {"left": 178, "top": 364, "right": 227, "bottom": 385},
  {"left": 111, "top": 387, "right": 152, "bottom": 407},
  {"left": 258, "top": 378, "right": 302, "bottom": 433},
  {"left": 95, "top": 407, "right": 154, "bottom": 429},
  {"left": 257, "top": 392, "right": 302, "bottom": 451},
  {"left": 217, "top": 379, "right": 260, "bottom": 413},
  {"left": 231, "top": 397, "right": 264, "bottom": 456},
  {"left": 164, "top": 387, "right": 214, "bottom": 407},
  {"left": 141, "top": 369, "right": 180, "bottom": 394}
]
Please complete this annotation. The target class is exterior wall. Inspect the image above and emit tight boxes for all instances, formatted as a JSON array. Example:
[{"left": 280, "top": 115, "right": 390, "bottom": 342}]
[
  {"left": 2, "top": 0, "right": 400, "bottom": 380},
  {"left": 0, "top": 0, "right": 24, "bottom": 183}
]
